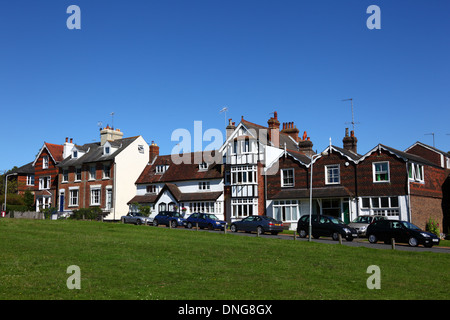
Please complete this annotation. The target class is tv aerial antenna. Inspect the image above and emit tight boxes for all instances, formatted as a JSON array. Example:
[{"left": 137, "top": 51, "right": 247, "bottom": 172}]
[
  {"left": 219, "top": 107, "right": 228, "bottom": 126},
  {"left": 342, "top": 98, "right": 359, "bottom": 132},
  {"left": 425, "top": 132, "right": 435, "bottom": 147},
  {"left": 110, "top": 112, "right": 115, "bottom": 129}
]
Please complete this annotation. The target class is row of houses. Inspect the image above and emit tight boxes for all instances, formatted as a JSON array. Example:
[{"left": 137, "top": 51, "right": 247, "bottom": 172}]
[{"left": 11, "top": 112, "right": 450, "bottom": 233}]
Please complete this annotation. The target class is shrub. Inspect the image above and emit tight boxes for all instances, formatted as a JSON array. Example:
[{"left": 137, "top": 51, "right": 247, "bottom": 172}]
[
  {"left": 70, "top": 207, "right": 103, "bottom": 220},
  {"left": 426, "top": 218, "right": 440, "bottom": 237}
]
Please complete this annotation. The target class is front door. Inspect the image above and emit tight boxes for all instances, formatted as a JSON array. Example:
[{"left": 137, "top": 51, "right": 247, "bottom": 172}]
[
  {"left": 106, "top": 189, "right": 112, "bottom": 211},
  {"left": 59, "top": 193, "right": 65, "bottom": 212}
]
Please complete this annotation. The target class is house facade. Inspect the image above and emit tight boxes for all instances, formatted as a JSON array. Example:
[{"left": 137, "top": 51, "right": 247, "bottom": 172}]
[
  {"left": 129, "top": 145, "right": 225, "bottom": 219},
  {"left": 56, "top": 127, "right": 149, "bottom": 220},
  {"left": 219, "top": 112, "right": 317, "bottom": 224},
  {"left": 32, "top": 142, "right": 64, "bottom": 212}
]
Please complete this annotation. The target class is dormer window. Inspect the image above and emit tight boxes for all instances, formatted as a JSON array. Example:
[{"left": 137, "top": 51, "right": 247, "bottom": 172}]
[
  {"left": 105, "top": 147, "right": 110, "bottom": 154},
  {"left": 73, "top": 150, "right": 78, "bottom": 158},
  {"left": 156, "top": 165, "right": 168, "bottom": 174},
  {"left": 199, "top": 162, "right": 208, "bottom": 170}
]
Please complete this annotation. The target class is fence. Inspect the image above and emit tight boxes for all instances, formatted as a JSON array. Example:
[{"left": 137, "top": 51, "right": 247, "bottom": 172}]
[{"left": 6, "top": 211, "right": 44, "bottom": 220}]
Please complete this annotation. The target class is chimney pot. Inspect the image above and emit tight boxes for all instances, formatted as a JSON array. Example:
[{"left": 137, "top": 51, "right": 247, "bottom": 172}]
[{"left": 70, "top": 138, "right": 73, "bottom": 143}]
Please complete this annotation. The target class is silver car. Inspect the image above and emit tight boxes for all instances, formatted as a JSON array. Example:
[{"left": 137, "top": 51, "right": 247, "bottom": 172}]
[
  {"left": 349, "top": 215, "right": 386, "bottom": 236},
  {"left": 121, "top": 212, "right": 151, "bottom": 225}
]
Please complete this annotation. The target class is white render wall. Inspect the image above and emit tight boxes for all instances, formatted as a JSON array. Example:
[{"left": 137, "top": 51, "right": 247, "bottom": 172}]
[{"left": 104, "top": 136, "right": 149, "bottom": 220}]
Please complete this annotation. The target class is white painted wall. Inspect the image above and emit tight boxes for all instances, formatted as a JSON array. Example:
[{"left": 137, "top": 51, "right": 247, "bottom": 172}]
[{"left": 104, "top": 136, "right": 149, "bottom": 220}]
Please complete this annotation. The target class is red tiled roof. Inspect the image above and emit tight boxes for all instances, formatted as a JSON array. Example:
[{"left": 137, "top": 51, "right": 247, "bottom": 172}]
[
  {"left": 45, "top": 143, "right": 64, "bottom": 163},
  {"left": 135, "top": 152, "right": 223, "bottom": 184}
]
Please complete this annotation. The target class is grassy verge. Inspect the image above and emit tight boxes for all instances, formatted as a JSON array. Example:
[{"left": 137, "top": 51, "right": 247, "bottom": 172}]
[{"left": 0, "top": 219, "right": 448, "bottom": 300}]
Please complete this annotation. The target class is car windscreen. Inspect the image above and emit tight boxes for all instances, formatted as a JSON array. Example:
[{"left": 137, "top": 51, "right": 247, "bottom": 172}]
[
  {"left": 329, "top": 217, "right": 345, "bottom": 224},
  {"left": 205, "top": 214, "right": 219, "bottom": 220},
  {"left": 352, "top": 216, "right": 370, "bottom": 223},
  {"left": 400, "top": 221, "right": 421, "bottom": 230}
]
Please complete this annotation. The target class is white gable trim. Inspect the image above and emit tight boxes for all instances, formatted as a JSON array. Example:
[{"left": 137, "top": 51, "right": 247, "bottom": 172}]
[{"left": 32, "top": 143, "right": 58, "bottom": 167}]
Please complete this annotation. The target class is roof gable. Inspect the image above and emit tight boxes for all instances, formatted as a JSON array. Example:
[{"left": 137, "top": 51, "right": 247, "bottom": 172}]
[{"left": 32, "top": 142, "right": 64, "bottom": 166}]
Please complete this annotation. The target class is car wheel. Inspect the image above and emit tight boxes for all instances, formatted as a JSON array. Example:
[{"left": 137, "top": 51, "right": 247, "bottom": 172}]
[
  {"left": 256, "top": 226, "right": 264, "bottom": 235},
  {"left": 332, "top": 232, "right": 339, "bottom": 241},
  {"left": 136, "top": 219, "right": 142, "bottom": 225},
  {"left": 187, "top": 222, "right": 193, "bottom": 229},
  {"left": 368, "top": 234, "right": 377, "bottom": 244},
  {"left": 208, "top": 223, "right": 214, "bottom": 230},
  {"left": 408, "top": 237, "right": 418, "bottom": 247},
  {"left": 153, "top": 219, "right": 158, "bottom": 227},
  {"left": 230, "top": 224, "right": 238, "bottom": 232},
  {"left": 170, "top": 220, "right": 177, "bottom": 228},
  {"left": 298, "top": 229, "right": 307, "bottom": 238}
]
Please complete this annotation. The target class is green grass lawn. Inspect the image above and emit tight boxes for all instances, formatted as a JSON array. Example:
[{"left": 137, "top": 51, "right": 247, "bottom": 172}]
[{"left": 0, "top": 218, "right": 449, "bottom": 300}]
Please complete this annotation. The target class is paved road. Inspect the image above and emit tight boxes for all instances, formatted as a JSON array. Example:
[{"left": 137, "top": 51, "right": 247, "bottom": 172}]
[{"left": 175, "top": 226, "right": 450, "bottom": 254}]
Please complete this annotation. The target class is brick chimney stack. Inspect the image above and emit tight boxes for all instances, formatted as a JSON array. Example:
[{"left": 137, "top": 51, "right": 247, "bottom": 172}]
[
  {"left": 149, "top": 141, "right": 160, "bottom": 164},
  {"left": 281, "top": 121, "right": 300, "bottom": 142},
  {"left": 342, "top": 128, "right": 358, "bottom": 154},
  {"left": 298, "top": 131, "right": 314, "bottom": 157},
  {"left": 226, "top": 118, "right": 236, "bottom": 140},
  {"left": 267, "top": 111, "right": 280, "bottom": 148}
]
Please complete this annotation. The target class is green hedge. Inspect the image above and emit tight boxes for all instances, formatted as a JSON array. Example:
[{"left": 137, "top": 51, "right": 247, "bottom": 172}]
[{"left": 69, "top": 207, "right": 103, "bottom": 220}]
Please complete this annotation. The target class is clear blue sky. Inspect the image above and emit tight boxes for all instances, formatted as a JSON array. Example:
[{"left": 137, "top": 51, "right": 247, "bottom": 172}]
[{"left": 1, "top": 0, "right": 449, "bottom": 171}]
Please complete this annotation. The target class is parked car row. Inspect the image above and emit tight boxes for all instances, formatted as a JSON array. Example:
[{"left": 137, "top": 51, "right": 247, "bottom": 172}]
[
  {"left": 296, "top": 214, "right": 440, "bottom": 248},
  {"left": 122, "top": 211, "right": 440, "bottom": 248}
]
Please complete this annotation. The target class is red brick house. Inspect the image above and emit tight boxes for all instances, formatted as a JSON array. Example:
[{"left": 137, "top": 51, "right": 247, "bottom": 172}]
[
  {"left": 12, "top": 162, "right": 35, "bottom": 196},
  {"left": 265, "top": 129, "right": 361, "bottom": 228},
  {"left": 32, "top": 142, "right": 64, "bottom": 211},
  {"left": 56, "top": 127, "right": 149, "bottom": 220}
]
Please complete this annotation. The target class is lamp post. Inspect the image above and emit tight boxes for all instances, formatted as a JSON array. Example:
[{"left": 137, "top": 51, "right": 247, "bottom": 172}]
[
  {"left": 309, "top": 152, "right": 327, "bottom": 242},
  {"left": 3, "top": 172, "right": 18, "bottom": 213}
]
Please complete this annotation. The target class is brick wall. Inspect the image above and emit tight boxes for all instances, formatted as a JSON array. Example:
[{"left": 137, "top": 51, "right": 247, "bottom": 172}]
[
  {"left": 357, "top": 149, "right": 408, "bottom": 197},
  {"left": 410, "top": 195, "right": 443, "bottom": 232},
  {"left": 59, "top": 161, "right": 114, "bottom": 211}
]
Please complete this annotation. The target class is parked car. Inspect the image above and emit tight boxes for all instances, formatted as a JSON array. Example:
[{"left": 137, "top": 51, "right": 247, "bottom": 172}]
[
  {"left": 296, "top": 215, "right": 358, "bottom": 241},
  {"left": 230, "top": 215, "right": 284, "bottom": 235},
  {"left": 153, "top": 211, "right": 187, "bottom": 228},
  {"left": 186, "top": 213, "right": 227, "bottom": 230},
  {"left": 121, "top": 212, "right": 152, "bottom": 225},
  {"left": 366, "top": 219, "right": 440, "bottom": 247},
  {"left": 348, "top": 215, "right": 386, "bottom": 236}
]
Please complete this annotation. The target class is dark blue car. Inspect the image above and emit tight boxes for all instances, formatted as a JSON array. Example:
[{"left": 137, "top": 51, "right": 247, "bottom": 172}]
[
  {"left": 186, "top": 213, "right": 227, "bottom": 230},
  {"left": 153, "top": 211, "right": 186, "bottom": 228},
  {"left": 230, "top": 215, "right": 284, "bottom": 235}
]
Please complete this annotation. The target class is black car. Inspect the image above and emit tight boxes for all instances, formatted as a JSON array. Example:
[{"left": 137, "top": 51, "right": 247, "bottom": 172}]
[
  {"left": 296, "top": 215, "right": 358, "bottom": 241},
  {"left": 230, "top": 215, "right": 284, "bottom": 235},
  {"left": 366, "top": 219, "right": 440, "bottom": 247},
  {"left": 153, "top": 211, "right": 187, "bottom": 228}
]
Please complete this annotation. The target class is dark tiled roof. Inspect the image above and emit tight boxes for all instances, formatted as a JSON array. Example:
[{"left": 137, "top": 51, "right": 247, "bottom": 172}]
[
  {"left": 12, "top": 162, "right": 34, "bottom": 174},
  {"left": 57, "top": 136, "right": 139, "bottom": 167},
  {"left": 151, "top": 183, "right": 222, "bottom": 204},
  {"left": 331, "top": 145, "right": 362, "bottom": 161},
  {"left": 380, "top": 144, "right": 438, "bottom": 167},
  {"left": 127, "top": 194, "right": 158, "bottom": 204}
]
